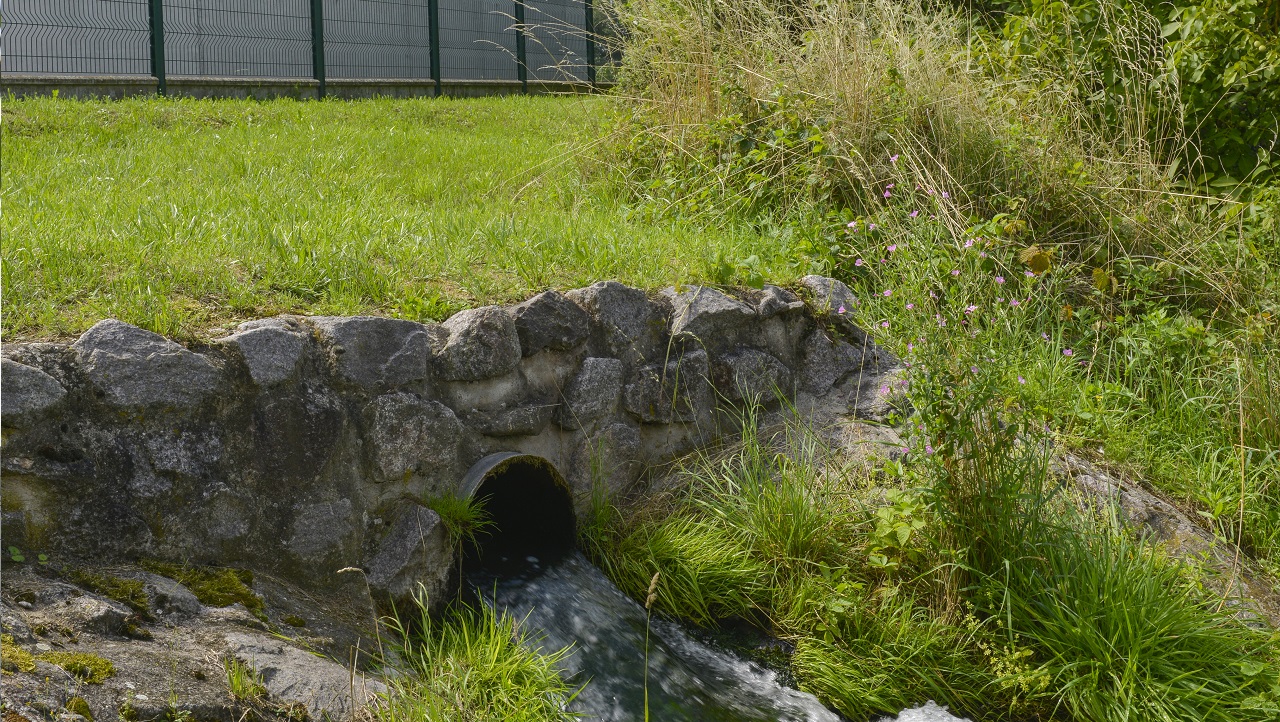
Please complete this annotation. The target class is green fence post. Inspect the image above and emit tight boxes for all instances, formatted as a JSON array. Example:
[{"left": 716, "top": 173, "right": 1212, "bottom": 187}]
[
  {"left": 584, "top": 0, "right": 595, "bottom": 87},
  {"left": 429, "top": 0, "right": 442, "bottom": 96},
  {"left": 311, "top": 0, "right": 326, "bottom": 98},
  {"left": 148, "top": 0, "right": 166, "bottom": 95},
  {"left": 515, "top": 1, "right": 527, "bottom": 94}
]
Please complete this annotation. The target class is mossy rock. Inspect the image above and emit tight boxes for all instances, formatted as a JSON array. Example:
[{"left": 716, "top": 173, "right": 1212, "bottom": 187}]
[
  {"left": 37, "top": 651, "right": 115, "bottom": 684},
  {"left": 65, "top": 568, "right": 151, "bottom": 618},
  {"left": 140, "top": 560, "right": 266, "bottom": 621},
  {"left": 66, "top": 696, "right": 94, "bottom": 721},
  {"left": 1, "top": 634, "right": 36, "bottom": 674},
  {"left": 282, "top": 615, "right": 306, "bottom": 628}
]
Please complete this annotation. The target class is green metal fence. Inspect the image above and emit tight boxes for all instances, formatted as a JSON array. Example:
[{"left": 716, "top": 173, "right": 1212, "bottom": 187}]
[{"left": 2, "top": 0, "right": 603, "bottom": 96}]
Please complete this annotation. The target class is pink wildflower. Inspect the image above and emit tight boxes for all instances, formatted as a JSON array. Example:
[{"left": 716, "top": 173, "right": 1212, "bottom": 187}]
[
  {"left": 1010, "top": 299, "right": 1020, "bottom": 307},
  {"left": 887, "top": 244, "right": 897, "bottom": 252},
  {"left": 965, "top": 305, "right": 977, "bottom": 314},
  {"left": 869, "top": 223, "right": 877, "bottom": 230},
  {"left": 890, "top": 154, "right": 899, "bottom": 163},
  {"left": 941, "top": 191, "right": 950, "bottom": 199},
  {"left": 996, "top": 276, "right": 1005, "bottom": 284},
  {"left": 1063, "top": 348, "right": 1074, "bottom": 357},
  {"left": 847, "top": 221, "right": 858, "bottom": 229},
  {"left": 970, "top": 366, "right": 979, "bottom": 374},
  {"left": 881, "top": 385, "right": 890, "bottom": 394},
  {"left": 855, "top": 258, "right": 864, "bottom": 267},
  {"left": 1042, "top": 333, "right": 1050, "bottom": 341},
  {"left": 881, "top": 321, "right": 890, "bottom": 328},
  {"left": 1025, "top": 270, "right": 1035, "bottom": 277},
  {"left": 838, "top": 305, "right": 846, "bottom": 315},
  {"left": 1018, "top": 375, "right": 1026, "bottom": 385},
  {"left": 883, "top": 289, "right": 892, "bottom": 296},
  {"left": 964, "top": 239, "right": 974, "bottom": 248},
  {"left": 906, "top": 303, "right": 914, "bottom": 310},
  {"left": 951, "top": 269, "right": 961, "bottom": 276},
  {"left": 909, "top": 210, "right": 919, "bottom": 218},
  {"left": 926, "top": 445, "right": 935, "bottom": 454}
]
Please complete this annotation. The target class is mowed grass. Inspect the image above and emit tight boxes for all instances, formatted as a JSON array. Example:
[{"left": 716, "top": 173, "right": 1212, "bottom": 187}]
[{"left": 1, "top": 94, "right": 779, "bottom": 341}]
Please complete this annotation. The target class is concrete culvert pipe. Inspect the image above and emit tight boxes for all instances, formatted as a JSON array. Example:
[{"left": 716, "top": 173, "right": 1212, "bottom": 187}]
[{"left": 460, "top": 453, "right": 576, "bottom": 569}]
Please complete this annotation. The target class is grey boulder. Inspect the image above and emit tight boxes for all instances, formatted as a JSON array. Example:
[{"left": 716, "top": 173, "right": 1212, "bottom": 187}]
[
  {"left": 219, "top": 317, "right": 309, "bottom": 387},
  {"left": 567, "top": 281, "right": 668, "bottom": 365},
  {"left": 665, "top": 286, "right": 756, "bottom": 347},
  {"left": 756, "top": 285, "right": 806, "bottom": 318},
  {"left": 311, "top": 316, "right": 437, "bottom": 391},
  {"left": 72, "top": 319, "right": 221, "bottom": 409},
  {"left": 511, "top": 290, "right": 590, "bottom": 356},
  {"left": 365, "top": 504, "right": 452, "bottom": 611},
  {"left": 434, "top": 306, "right": 523, "bottom": 381},
  {"left": 223, "top": 631, "right": 387, "bottom": 721},
  {"left": 1, "top": 357, "right": 67, "bottom": 424},
  {"left": 799, "top": 329, "right": 865, "bottom": 394},
  {"left": 364, "top": 393, "right": 463, "bottom": 483},
  {"left": 623, "top": 349, "right": 711, "bottom": 424},
  {"left": 557, "top": 357, "right": 625, "bottom": 429},
  {"left": 713, "top": 348, "right": 794, "bottom": 402}
]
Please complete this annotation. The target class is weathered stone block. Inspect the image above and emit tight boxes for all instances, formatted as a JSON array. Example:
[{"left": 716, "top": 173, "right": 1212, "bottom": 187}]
[
  {"left": 799, "top": 275, "right": 870, "bottom": 345},
  {"left": 364, "top": 393, "right": 463, "bottom": 483},
  {"left": 72, "top": 319, "right": 221, "bottom": 409},
  {"left": 623, "top": 349, "right": 711, "bottom": 424},
  {"left": 461, "top": 403, "right": 556, "bottom": 437},
  {"left": 511, "top": 290, "right": 590, "bottom": 356},
  {"left": 287, "top": 498, "right": 356, "bottom": 561},
  {"left": 756, "top": 285, "right": 806, "bottom": 318},
  {"left": 218, "top": 317, "right": 308, "bottom": 387},
  {"left": 557, "top": 357, "right": 624, "bottom": 429},
  {"left": 798, "top": 329, "right": 864, "bottom": 393},
  {"left": 311, "top": 316, "right": 437, "bottom": 391},
  {"left": 713, "top": 348, "right": 794, "bottom": 402},
  {"left": 665, "top": 286, "right": 756, "bottom": 348},
  {"left": 365, "top": 504, "right": 452, "bottom": 611},
  {"left": 0, "top": 358, "right": 67, "bottom": 425},
  {"left": 224, "top": 631, "right": 387, "bottom": 721},
  {"left": 567, "top": 281, "right": 669, "bottom": 365},
  {"left": 434, "top": 306, "right": 522, "bottom": 381}
]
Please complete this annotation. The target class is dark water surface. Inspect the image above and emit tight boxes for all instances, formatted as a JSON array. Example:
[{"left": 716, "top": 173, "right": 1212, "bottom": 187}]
[{"left": 469, "top": 551, "right": 843, "bottom": 722}]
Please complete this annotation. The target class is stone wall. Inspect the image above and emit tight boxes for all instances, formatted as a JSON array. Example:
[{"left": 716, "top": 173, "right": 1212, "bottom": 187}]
[{"left": 0, "top": 277, "right": 895, "bottom": 606}]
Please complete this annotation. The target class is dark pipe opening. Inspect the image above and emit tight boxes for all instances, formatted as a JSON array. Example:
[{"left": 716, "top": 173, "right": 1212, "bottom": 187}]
[{"left": 464, "top": 457, "right": 576, "bottom": 573}]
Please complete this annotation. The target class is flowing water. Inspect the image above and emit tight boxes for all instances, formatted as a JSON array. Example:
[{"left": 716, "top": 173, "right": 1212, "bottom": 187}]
[{"left": 469, "top": 551, "right": 843, "bottom": 722}]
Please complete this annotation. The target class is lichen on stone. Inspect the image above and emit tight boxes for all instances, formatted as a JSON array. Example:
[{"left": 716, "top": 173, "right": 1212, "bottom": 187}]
[
  {"left": 36, "top": 651, "right": 115, "bottom": 683},
  {"left": 140, "top": 560, "right": 266, "bottom": 621}
]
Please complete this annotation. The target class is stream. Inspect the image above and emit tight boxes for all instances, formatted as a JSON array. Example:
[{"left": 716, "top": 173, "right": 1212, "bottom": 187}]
[{"left": 470, "top": 550, "right": 842, "bottom": 722}]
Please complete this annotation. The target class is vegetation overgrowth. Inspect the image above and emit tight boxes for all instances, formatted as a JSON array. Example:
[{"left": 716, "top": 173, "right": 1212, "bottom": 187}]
[
  {"left": 376, "top": 592, "right": 579, "bottom": 722},
  {"left": 601, "top": 0, "right": 1278, "bottom": 567},
  {"left": 576, "top": 0, "right": 1280, "bottom": 718}
]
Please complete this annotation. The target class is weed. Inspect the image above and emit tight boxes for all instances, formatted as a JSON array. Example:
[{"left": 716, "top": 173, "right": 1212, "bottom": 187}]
[
  {"left": 376, "top": 587, "right": 578, "bottom": 722},
  {"left": 224, "top": 658, "right": 267, "bottom": 701}
]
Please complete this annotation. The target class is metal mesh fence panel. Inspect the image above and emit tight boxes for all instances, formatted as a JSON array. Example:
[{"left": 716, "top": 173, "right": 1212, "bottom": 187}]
[
  {"left": 523, "top": 0, "right": 587, "bottom": 82},
  {"left": 438, "top": 0, "right": 516, "bottom": 81},
  {"left": 163, "top": 0, "right": 312, "bottom": 78},
  {"left": 322, "top": 0, "right": 432, "bottom": 80},
  {"left": 1, "top": 0, "right": 151, "bottom": 75},
  {"left": 2, "top": 0, "right": 606, "bottom": 87}
]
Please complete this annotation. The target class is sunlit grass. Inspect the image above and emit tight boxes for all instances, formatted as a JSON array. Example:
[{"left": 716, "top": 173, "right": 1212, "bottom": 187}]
[{"left": 0, "top": 94, "right": 786, "bottom": 340}]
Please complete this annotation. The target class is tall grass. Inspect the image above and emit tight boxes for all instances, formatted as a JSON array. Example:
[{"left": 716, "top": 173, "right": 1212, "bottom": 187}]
[
  {"left": 582, "top": 397, "right": 1280, "bottom": 720},
  {"left": 601, "top": 0, "right": 1279, "bottom": 564},
  {"left": 377, "top": 589, "right": 579, "bottom": 722}
]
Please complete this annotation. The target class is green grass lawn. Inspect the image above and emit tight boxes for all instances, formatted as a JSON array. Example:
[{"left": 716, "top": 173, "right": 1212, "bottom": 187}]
[{"left": 1, "top": 95, "right": 780, "bottom": 341}]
